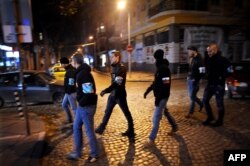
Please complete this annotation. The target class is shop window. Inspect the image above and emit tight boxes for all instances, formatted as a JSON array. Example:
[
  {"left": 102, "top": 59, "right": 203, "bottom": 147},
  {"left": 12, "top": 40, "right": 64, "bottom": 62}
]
[
  {"left": 144, "top": 34, "right": 155, "bottom": 46},
  {"left": 157, "top": 30, "right": 169, "bottom": 44}
]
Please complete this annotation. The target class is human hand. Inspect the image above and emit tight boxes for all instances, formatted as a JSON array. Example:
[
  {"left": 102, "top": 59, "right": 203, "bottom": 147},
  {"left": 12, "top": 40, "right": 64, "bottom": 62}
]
[{"left": 100, "top": 91, "right": 106, "bottom": 97}]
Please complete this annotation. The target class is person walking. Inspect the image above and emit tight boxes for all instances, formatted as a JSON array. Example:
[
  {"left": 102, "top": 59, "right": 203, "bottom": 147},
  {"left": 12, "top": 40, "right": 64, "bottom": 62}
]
[
  {"left": 95, "top": 51, "right": 135, "bottom": 141},
  {"left": 67, "top": 54, "right": 99, "bottom": 163},
  {"left": 202, "top": 43, "right": 230, "bottom": 127},
  {"left": 143, "top": 49, "right": 178, "bottom": 148},
  {"left": 60, "top": 57, "right": 77, "bottom": 124},
  {"left": 185, "top": 46, "right": 204, "bottom": 118}
]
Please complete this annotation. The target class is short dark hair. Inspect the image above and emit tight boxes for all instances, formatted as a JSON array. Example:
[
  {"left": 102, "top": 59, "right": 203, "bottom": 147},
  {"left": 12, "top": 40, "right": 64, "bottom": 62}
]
[
  {"left": 187, "top": 46, "right": 198, "bottom": 52},
  {"left": 111, "top": 51, "right": 121, "bottom": 61},
  {"left": 154, "top": 49, "right": 164, "bottom": 60},
  {"left": 60, "top": 57, "right": 69, "bottom": 64},
  {"left": 72, "top": 53, "right": 83, "bottom": 65}
]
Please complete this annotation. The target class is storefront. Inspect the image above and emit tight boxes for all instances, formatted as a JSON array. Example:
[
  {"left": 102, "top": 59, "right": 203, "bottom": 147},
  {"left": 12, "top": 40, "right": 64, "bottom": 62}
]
[{"left": 0, "top": 44, "right": 19, "bottom": 73}]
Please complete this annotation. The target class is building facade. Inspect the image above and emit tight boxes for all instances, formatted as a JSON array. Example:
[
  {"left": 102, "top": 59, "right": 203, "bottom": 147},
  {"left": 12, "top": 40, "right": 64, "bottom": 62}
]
[{"left": 116, "top": 0, "right": 250, "bottom": 73}]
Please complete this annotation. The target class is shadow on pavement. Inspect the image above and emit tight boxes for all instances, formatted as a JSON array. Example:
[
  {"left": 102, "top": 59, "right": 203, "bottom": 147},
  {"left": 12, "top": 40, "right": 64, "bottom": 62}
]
[
  {"left": 172, "top": 133, "right": 192, "bottom": 166},
  {"left": 147, "top": 145, "right": 171, "bottom": 166},
  {"left": 83, "top": 138, "right": 109, "bottom": 166},
  {"left": 118, "top": 141, "right": 135, "bottom": 166},
  {"left": 210, "top": 126, "right": 250, "bottom": 148}
]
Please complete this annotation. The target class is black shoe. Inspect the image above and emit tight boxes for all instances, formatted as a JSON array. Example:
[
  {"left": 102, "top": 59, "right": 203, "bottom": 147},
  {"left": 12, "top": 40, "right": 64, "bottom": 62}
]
[
  {"left": 211, "top": 121, "right": 223, "bottom": 127},
  {"left": 121, "top": 131, "right": 135, "bottom": 138},
  {"left": 198, "top": 103, "right": 204, "bottom": 112},
  {"left": 95, "top": 128, "right": 104, "bottom": 135},
  {"left": 202, "top": 118, "right": 214, "bottom": 126}
]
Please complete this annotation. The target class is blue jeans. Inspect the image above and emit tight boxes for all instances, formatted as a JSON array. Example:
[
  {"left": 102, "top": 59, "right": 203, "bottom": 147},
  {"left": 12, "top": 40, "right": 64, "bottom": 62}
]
[
  {"left": 187, "top": 79, "right": 202, "bottom": 114},
  {"left": 73, "top": 105, "right": 99, "bottom": 157},
  {"left": 203, "top": 84, "right": 225, "bottom": 122},
  {"left": 149, "top": 98, "right": 177, "bottom": 141},
  {"left": 62, "top": 93, "right": 77, "bottom": 122}
]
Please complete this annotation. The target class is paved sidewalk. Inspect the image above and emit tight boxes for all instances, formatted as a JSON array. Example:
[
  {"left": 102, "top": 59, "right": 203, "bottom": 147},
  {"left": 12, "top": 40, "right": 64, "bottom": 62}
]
[{"left": 0, "top": 110, "right": 45, "bottom": 166}]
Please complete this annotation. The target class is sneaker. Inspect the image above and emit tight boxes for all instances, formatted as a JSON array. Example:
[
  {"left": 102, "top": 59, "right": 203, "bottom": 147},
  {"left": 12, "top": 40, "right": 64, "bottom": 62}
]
[
  {"left": 67, "top": 152, "right": 80, "bottom": 160},
  {"left": 86, "top": 156, "right": 98, "bottom": 163}
]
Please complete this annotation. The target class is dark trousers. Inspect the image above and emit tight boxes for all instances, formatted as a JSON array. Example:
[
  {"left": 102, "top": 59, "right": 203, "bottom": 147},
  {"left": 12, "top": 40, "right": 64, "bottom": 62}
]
[
  {"left": 203, "top": 84, "right": 225, "bottom": 123},
  {"left": 97, "top": 94, "right": 134, "bottom": 133}
]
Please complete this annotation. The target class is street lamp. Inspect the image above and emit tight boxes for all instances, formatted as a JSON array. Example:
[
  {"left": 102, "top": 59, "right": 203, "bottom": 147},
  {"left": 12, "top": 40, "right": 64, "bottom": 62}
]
[{"left": 117, "top": 0, "right": 132, "bottom": 78}]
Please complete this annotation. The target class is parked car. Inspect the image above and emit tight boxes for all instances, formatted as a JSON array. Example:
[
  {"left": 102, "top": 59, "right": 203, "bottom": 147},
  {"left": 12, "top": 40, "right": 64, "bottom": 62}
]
[
  {"left": 0, "top": 70, "right": 65, "bottom": 108},
  {"left": 225, "top": 62, "right": 250, "bottom": 98}
]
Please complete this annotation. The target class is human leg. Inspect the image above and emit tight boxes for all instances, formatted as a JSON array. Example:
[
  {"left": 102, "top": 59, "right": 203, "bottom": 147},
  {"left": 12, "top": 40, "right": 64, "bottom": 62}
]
[
  {"left": 95, "top": 95, "right": 116, "bottom": 134},
  {"left": 117, "top": 97, "right": 134, "bottom": 136},
  {"left": 202, "top": 85, "right": 215, "bottom": 125},
  {"left": 81, "top": 105, "right": 99, "bottom": 158},
  {"left": 212, "top": 85, "right": 225, "bottom": 127},
  {"left": 149, "top": 99, "right": 167, "bottom": 141},
  {"left": 62, "top": 94, "right": 73, "bottom": 123},
  {"left": 68, "top": 92, "right": 77, "bottom": 116}
]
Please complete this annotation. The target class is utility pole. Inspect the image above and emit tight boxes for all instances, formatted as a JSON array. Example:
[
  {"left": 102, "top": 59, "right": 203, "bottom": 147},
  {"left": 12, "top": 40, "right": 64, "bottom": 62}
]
[{"left": 13, "top": 0, "right": 30, "bottom": 136}]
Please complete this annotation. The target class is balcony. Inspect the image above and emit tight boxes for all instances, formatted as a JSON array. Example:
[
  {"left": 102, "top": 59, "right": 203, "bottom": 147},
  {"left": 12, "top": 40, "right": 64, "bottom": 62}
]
[{"left": 148, "top": 0, "right": 208, "bottom": 18}]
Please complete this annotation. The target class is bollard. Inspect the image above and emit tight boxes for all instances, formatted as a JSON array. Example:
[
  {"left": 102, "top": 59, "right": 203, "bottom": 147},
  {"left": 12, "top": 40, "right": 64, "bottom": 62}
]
[{"left": 14, "top": 91, "right": 24, "bottom": 120}]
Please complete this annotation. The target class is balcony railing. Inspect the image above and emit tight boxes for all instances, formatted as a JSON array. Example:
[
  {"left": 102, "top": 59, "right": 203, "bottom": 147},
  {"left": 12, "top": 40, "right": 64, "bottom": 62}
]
[{"left": 148, "top": 0, "right": 208, "bottom": 18}]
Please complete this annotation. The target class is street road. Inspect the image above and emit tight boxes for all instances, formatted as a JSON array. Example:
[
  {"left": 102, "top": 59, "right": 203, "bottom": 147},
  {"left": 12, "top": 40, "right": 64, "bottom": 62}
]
[{"left": 21, "top": 71, "right": 250, "bottom": 166}]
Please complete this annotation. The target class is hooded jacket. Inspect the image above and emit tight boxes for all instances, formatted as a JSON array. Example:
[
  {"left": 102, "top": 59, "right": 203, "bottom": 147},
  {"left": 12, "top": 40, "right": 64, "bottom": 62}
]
[
  {"left": 145, "top": 59, "right": 171, "bottom": 106},
  {"left": 102, "top": 63, "right": 127, "bottom": 98},
  {"left": 75, "top": 63, "right": 97, "bottom": 107},
  {"left": 205, "top": 52, "right": 230, "bottom": 86},
  {"left": 64, "top": 64, "right": 76, "bottom": 94},
  {"left": 188, "top": 53, "right": 203, "bottom": 82}
]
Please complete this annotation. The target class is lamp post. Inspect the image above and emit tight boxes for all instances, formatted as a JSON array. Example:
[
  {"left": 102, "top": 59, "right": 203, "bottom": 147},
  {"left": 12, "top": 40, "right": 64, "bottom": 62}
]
[{"left": 118, "top": 0, "right": 132, "bottom": 78}]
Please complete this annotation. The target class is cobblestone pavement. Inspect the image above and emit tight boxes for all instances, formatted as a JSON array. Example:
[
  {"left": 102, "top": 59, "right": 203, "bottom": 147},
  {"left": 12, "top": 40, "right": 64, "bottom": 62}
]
[{"left": 5, "top": 72, "right": 249, "bottom": 166}]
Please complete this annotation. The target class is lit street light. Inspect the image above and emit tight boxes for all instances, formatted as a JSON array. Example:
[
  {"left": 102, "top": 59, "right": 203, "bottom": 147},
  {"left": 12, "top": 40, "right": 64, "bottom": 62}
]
[{"left": 117, "top": 0, "right": 132, "bottom": 78}]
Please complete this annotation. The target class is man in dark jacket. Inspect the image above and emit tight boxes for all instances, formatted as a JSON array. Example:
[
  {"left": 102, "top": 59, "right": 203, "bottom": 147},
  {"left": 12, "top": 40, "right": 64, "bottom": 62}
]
[
  {"left": 185, "top": 46, "right": 204, "bottom": 118},
  {"left": 60, "top": 57, "right": 77, "bottom": 124},
  {"left": 202, "top": 43, "right": 231, "bottom": 127},
  {"left": 95, "top": 51, "right": 135, "bottom": 140},
  {"left": 143, "top": 49, "right": 178, "bottom": 148},
  {"left": 67, "top": 54, "right": 99, "bottom": 163}
]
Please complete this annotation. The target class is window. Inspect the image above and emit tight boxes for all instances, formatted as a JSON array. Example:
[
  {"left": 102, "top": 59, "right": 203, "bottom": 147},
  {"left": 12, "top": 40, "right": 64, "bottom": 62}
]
[
  {"left": 0, "top": 74, "right": 18, "bottom": 86},
  {"left": 144, "top": 32, "right": 155, "bottom": 46},
  {"left": 24, "top": 74, "right": 45, "bottom": 86},
  {"left": 157, "top": 30, "right": 169, "bottom": 44}
]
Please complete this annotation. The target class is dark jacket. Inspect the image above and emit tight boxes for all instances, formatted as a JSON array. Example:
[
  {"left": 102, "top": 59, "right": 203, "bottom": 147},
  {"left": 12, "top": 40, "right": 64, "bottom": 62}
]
[
  {"left": 102, "top": 63, "right": 127, "bottom": 98},
  {"left": 64, "top": 64, "right": 76, "bottom": 94},
  {"left": 188, "top": 54, "right": 203, "bottom": 82},
  {"left": 206, "top": 52, "right": 230, "bottom": 86},
  {"left": 145, "top": 59, "right": 171, "bottom": 106},
  {"left": 75, "top": 63, "right": 97, "bottom": 107}
]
